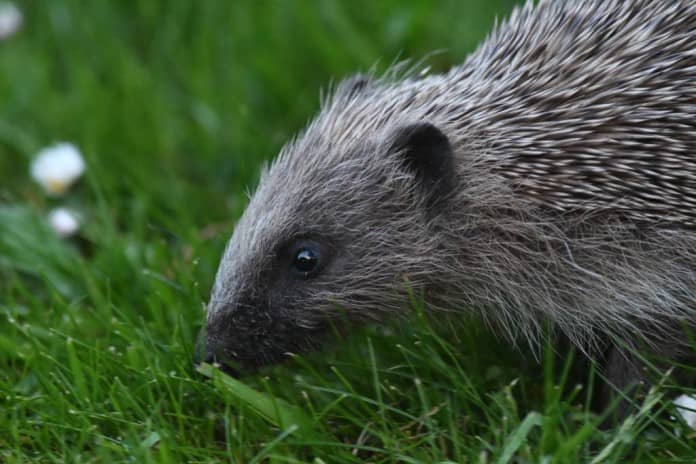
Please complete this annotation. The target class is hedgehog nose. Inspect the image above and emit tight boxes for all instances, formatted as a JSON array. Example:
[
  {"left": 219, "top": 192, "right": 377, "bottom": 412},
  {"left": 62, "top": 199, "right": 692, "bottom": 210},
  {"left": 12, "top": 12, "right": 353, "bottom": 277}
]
[{"left": 194, "top": 329, "right": 240, "bottom": 377}]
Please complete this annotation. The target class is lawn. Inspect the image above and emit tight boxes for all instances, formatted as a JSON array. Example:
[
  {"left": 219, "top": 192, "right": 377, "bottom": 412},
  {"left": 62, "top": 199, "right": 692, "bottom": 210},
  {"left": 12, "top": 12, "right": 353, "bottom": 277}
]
[{"left": 1, "top": 1, "right": 695, "bottom": 462}]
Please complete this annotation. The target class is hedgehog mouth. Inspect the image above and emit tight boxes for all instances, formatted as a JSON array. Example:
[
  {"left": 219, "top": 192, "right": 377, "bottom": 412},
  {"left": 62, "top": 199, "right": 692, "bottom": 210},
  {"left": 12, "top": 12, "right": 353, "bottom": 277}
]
[
  {"left": 194, "top": 340, "right": 241, "bottom": 378},
  {"left": 194, "top": 330, "right": 241, "bottom": 377},
  {"left": 194, "top": 331, "right": 314, "bottom": 377},
  {"left": 202, "top": 349, "right": 301, "bottom": 378},
  {"left": 194, "top": 316, "right": 333, "bottom": 378},
  {"left": 211, "top": 359, "right": 241, "bottom": 378}
]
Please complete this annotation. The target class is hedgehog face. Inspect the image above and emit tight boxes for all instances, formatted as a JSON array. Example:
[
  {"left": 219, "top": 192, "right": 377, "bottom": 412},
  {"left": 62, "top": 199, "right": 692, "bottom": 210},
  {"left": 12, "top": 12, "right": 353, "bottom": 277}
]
[{"left": 197, "top": 121, "right": 455, "bottom": 372}]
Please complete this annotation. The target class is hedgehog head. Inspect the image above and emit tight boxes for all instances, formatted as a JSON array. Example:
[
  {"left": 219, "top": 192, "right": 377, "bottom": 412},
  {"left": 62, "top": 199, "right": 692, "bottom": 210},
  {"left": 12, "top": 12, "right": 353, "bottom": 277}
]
[{"left": 199, "top": 84, "right": 456, "bottom": 371}]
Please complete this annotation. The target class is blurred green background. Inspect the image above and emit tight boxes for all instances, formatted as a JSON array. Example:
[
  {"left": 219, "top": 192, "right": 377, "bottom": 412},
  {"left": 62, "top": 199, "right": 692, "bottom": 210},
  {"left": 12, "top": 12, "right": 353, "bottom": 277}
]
[
  {"left": 2, "top": 1, "right": 694, "bottom": 462},
  {"left": 1, "top": 0, "right": 516, "bottom": 230}
]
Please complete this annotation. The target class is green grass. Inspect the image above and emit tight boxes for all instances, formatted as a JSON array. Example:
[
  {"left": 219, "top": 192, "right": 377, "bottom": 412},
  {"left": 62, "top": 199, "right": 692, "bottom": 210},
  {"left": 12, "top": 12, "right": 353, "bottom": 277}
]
[{"left": 1, "top": 1, "right": 696, "bottom": 462}]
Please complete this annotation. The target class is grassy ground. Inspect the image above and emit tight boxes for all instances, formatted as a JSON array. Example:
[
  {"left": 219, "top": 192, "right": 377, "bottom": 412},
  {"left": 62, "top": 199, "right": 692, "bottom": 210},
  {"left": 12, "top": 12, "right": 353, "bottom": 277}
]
[{"left": 1, "top": 1, "right": 696, "bottom": 462}]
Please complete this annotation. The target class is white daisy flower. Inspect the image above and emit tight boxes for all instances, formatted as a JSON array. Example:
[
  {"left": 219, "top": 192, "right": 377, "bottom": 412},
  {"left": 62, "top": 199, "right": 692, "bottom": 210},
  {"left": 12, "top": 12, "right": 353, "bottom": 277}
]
[
  {"left": 30, "top": 143, "right": 86, "bottom": 196},
  {"left": 47, "top": 208, "right": 81, "bottom": 238},
  {"left": 0, "top": 2, "right": 22, "bottom": 40},
  {"left": 673, "top": 394, "right": 696, "bottom": 430}
]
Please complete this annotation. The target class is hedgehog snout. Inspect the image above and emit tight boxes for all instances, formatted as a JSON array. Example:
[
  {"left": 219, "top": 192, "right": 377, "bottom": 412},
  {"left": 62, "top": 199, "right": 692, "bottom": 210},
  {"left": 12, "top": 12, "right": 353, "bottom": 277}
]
[
  {"left": 195, "top": 300, "right": 246, "bottom": 373},
  {"left": 197, "top": 295, "right": 283, "bottom": 372},
  {"left": 194, "top": 327, "right": 235, "bottom": 373},
  {"left": 195, "top": 330, "right": 242, "bottom": 377}
]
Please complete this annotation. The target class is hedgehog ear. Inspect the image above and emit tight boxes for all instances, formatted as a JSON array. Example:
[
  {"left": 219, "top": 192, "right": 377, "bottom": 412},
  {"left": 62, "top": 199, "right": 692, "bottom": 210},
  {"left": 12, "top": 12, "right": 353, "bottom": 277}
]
[{"left": 389, "top": 122, "right": 455, "bottom": 207}]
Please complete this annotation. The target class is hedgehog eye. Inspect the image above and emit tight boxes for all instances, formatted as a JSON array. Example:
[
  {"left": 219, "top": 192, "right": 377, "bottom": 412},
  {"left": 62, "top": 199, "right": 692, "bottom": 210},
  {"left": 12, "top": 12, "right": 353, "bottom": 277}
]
[{"left": 291, "top": 246, "right": 320, "bottom": 277}]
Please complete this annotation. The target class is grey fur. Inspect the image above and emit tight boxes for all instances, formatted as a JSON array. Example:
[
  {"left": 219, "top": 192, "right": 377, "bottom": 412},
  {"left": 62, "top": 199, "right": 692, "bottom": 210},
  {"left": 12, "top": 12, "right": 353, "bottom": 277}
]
[{"left": 202, "top": 0, "right": 696, "bottom": 394}]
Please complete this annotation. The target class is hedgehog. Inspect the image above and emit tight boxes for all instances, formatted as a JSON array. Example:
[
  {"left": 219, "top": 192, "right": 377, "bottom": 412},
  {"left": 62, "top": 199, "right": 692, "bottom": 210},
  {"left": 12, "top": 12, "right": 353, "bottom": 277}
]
[{"left": 199, "top": 0, "right": 696, "bottom": 410}]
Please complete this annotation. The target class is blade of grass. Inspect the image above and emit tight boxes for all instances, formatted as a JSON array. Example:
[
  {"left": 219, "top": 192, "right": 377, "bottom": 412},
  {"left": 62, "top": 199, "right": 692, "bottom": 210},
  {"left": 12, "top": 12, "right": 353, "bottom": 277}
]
[{"left": 197, "top": 363, "right": 324, "bottom": 441}]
